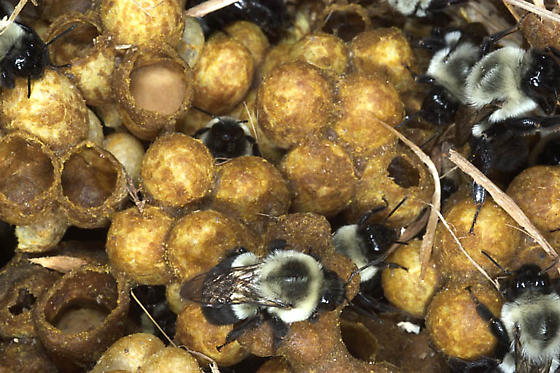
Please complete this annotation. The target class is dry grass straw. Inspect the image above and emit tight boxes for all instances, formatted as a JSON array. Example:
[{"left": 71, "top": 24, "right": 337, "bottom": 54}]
[
  {"left": 29, "top": 256, "right": 87, "bottom": 272},
  {"left": 503, "top": 0, "right": 560, "bottom": 23},
  {"left": 375, "top": 120, "right": 441, "bottom": 277},
  {"left": 186, "top": 0, "right": 239, "bottom": 17},
  {"left": 446, "top": 149, "right": 557, "bottom": 262},
  {"left": 0, "top": 0, "right": 36, "bottom": 36}
]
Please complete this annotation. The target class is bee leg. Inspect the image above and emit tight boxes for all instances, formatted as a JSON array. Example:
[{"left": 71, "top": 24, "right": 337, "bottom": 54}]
[
  {"left": 216, "top": 314, "right": 263, "bottom": 351},
  {"left": 466, "top": 287, "right": 510, "bottom": 361},
  {"left": 447, "top": 356, "right": 501, "bottom": 373},
  {"left": 269, "top": 315, "right": 290, "bottom": 350},
  {"left": 354, "top": 292, "right": 402, "bottom": 315},
  {"left": 468, "top": 135, "right": 494, "bottom": 234}
]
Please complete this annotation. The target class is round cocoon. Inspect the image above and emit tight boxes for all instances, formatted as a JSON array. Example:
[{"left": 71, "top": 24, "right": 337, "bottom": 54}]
[
  {"left": 139, "top": 346, "right": 201, "bottom": 372},
  {"left": 350, "top": 27, "right": 415, "bottom": 92},
  {"left": 507, "top": 165, "right": 560, "bottom": 232},
  {"left": 224, "top": 20, "right": 270, "bottom": 67},
  {"left": 175, "top": 303, "right": 249, "bottom": 366},
  {"left": 257, "top": 61, "right": 334, "bottom": 149},
  {"left": 113, "top": 46, "right": 194, "bottom": 140},
  {"left": 382, "top": 239, "right": 439, "bottom": 317},
  {"left": 89, "top": 333, "right": 165, "bottom": 373},
  {"left": 346, "top": 147, "right": 434, "bottom": 227},
  {"left": 107, "top": 205, "right": 174, "bottom": 285},
  {"left": 47, "top": 13, "right": 116, "bottom": 107},
  {"left": 433, "top": 197, "right": 521, "bottom": 280},
  {"left": 15, "top": 207, "right": 69, "bottom": 253},
  {"left": 288, "top": 32, "right": 348, "bottom": 78},
  {"left": 103, "top": 132, "right": 145, "bottom": 183},
  {"left": 58, "top": 142, "right": 128, "bottom": 228},
  {"left": 334, "top": 73, "right": 404, "bottom": 160},
  {"left": 100, "top": 0, "right": 184, "bottom": 48},
  {"left": 0, "top": 69, "right": 89, "bottom": 153},
  {"left": 260, "top": 42, "right": 292, "bottom": 79},
  {"left": 0, "top": 132, "right": 61, "bottom": 225},
  {"left": 280, "top": 138, "right": 356, "bottom": 217},
  {"left": 192, "top": 33, "right": 255, "bottom": 114},
  {"left": 141, "top": 133, "right": 214, "bottom": 208},
  {"left": 211, "top": 156, "right": 291, "bottom": 231},
  {"left": 165, "top": 209, "right": 260, "bottom": 280},
  {"left": 426, "top": 282, "right": 502, "bottom": 360}
]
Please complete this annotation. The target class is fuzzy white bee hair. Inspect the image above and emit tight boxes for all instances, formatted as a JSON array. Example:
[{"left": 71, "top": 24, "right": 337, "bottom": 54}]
[
  {"left": 387, "top": 0, "right": 433, "bottom": 17},
  {"left": 497, "top": 292, "right": 560, "bottom": 373},
  {"left": 258, "top": 250, "right": 324, "bottom": 324},
  {"left": 426, "top": 31, "right": 480, "bottom": 103},
  {"left": 333, "top": 225, "right": 378, "bottom": 284},
  {"left": 466, "top": 46, "right": 539, "bottom": 126}
]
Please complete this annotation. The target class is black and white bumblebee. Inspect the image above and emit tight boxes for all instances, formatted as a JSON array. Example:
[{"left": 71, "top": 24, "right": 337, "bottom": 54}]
[
  {"left": 387, "top": 0, "right": 466, "bottom": 17},
  {"left": 0, "top": 4, "right": 74, "bottom": 97},
  {"left": 467, "top": 264, "right": 560, "bottom": 373},
  {"left": 193, "top": 115, "right": 260, "bottom": 159},
  {"left": 333, "top": 198, "right": 407, "bottom": 315},
  {"left": 180, "top": 242, "right": 346, "bottom": 349},
  {"left": 464, "top": 44, "right": 560, "bottom": 229},
  {"left": 411, "top": 25, "right": 485, "bottom": 128}
]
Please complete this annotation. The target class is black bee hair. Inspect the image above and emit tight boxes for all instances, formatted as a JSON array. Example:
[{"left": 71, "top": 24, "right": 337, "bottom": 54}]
[
  {"left": 0, "top": 3, "right": 75, "bottom": 97},
  {"left": 192, "top": 107, "right": 260, "bottom": 160}
]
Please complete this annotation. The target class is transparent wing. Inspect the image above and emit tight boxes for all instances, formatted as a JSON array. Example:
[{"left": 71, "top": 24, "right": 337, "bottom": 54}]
[{"left": 180, "top": 263, "right": 291, "bottom": 309}]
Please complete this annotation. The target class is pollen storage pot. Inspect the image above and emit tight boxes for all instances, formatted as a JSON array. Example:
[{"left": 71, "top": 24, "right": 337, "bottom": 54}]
[
  {"left": 57, "top": 141, "right": 128, "bottom": 228},
  {"left": 0, "top": 132, "right": 61, "bottom": 225},
  {"left": 46, "top": 12, "right": 117, "bottom": 107},
  {"left": 113, "top": 46, "right": 194, "bottom": 140},
  {"left": 33, "top": 265, "right": 130, "bottom": 371}
]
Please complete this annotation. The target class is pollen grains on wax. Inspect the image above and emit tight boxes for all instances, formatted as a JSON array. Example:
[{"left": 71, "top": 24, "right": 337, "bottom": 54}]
[
  {"left": 106, "top": 205, "right": 174, "bottom": 285},
  {"left": 333, "top": 72, "right": 405, "bottom": 166},
  {"left": 209, "top": 156, "right": 291, "bottom": 233},
  {"left": 192, "top": 32, "right": 255, "bottom": 115},
  {"left": 433, "top": 196, "right": 521, "bottom": 281},
  {"left": 345, "top": 146, "right": 434, "bottom": 228},
  {"left": 0, "top": 68, "right": 89, "bottom": 154},
  {"left": 426, "top": 281, "right": 503, "bottom": 361},
  {"left": 0, "top": 132, "right": 61, "bottom": 226},
  {"left": 140, "top": 132, "right": 215, "bottom": 210},
  {"left": 382, "top": 239, "right": 440, "bottom": 318},
  {"left": 46, "top": 12, "right": 117, "bottom": 108},
  {"left": 99, "top": 0, "right": 184, "bottom": 48},
  {"left": 113, "top": 45, "right": 194, "bottom": 140},
  {"left": 286, "top": 32, "right": 349, "bottom": 80},
  {"left": 57, "top": 141, "right": 128, "bottom": 228},
  {"left": 90, "top": 333, "right": 202, "bottom": 373},
  {"left": 279, "top": 137, "right": 357, "bottom": 217},
  {"left": 350, "top": 27, "right": 416, "bottom": 94},
  {"left": 257, "top": 61, "right": 335, "bottom": 149}
]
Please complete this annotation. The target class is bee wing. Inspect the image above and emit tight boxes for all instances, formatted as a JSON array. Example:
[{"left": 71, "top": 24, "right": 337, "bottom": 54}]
[
  {"left": 512, "top": 326, "right": 551, "bottom": 373},
  {"left": 180, "top": 263, "right": 293, "bottom": 309}
]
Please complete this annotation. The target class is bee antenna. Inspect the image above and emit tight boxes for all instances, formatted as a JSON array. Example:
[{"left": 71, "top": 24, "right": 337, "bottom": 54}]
[
  {"left": 45, "top": 24, "right": 78, "bottom": 48},
  {"left": 27, "top": 76, "right": 31, "bottom": 98},
  {"left": 383, "top": 197, "right": 407, "bottom": 223},
  {"left": 192, "top": 106, "right": 217, "bottom": 118},
  {"left": 480, "top": 250, "right": 511, "bottom": 275},
  {"left": 539, "top": 256, "right": 560, "bottom": 276}
]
